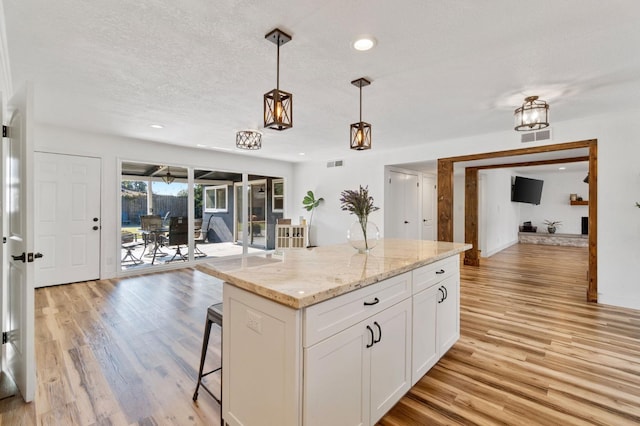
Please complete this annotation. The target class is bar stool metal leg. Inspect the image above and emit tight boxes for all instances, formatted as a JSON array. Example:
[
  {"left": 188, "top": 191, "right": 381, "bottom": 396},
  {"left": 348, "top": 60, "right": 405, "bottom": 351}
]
[{"left": 193, "top": 303, "right": 223, "bottom": 410}]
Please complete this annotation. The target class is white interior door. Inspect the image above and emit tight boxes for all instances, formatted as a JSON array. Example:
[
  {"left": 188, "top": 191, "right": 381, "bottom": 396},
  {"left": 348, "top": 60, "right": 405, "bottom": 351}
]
[
  {"left": 388, "top": 171, "right": 420, "bottom": 239},
  {"left": 34, "top": 153, "right": 101, "bottom": 288},
  {"left": 422, "top": 175, "right": 436, "bottom": 240},
  {"left": 5, "top": 83, "right": 36, "bottom": 402}
]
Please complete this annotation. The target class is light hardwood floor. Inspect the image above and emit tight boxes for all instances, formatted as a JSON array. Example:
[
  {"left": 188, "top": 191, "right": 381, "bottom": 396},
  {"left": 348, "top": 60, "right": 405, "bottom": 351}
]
[{"left": 1, "top": 244, "right": 639, "bottom": 425}]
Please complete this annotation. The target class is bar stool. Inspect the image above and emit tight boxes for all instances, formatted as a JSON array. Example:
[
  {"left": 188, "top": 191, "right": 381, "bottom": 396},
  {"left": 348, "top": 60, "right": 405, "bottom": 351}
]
[{"left": 193, "top": 302, "right": 223, "bottom": 405}]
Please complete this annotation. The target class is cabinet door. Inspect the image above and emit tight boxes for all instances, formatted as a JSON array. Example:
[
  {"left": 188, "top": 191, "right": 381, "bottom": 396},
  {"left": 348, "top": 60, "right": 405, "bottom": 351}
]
[
  {"left": 304, "top": 322, "right": 370, "bottom": 426},
  {"left": 411, "top": 284, "right": 439, "bottom": 385},
  {"left": 437, "top": 275, "right": 459, "bottom": 356},
  {"left": 369, "top": 298, "right": 412, "bottom": 424}
]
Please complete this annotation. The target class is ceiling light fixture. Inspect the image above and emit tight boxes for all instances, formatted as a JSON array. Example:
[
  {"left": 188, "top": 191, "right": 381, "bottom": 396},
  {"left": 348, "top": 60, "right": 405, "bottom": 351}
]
[
  {"left": 264, "top": 28, "right": 293, "bottom": 131},
  {"left": 514, "top": 95, "right": 550, "bottom": 131},
  {"left": 150, "top": 124, "right": 164, "bottom": 129},
  {"left": 350, "top": 77, "right": 372, "bottom": 151},
  {"left": 236, "top": 130, "right": 262, "bottom": 150},
  {"left": 162, "top": 166, "right": 175, "bottom": 184},
  {"left": 353, "top": 36, "right": 376, "bottom": 51}
]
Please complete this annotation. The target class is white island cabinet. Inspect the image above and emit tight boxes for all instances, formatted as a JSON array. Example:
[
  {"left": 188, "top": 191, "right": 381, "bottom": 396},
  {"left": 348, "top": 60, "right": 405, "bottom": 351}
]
[{"left": 196, "top": 239, "right": 471, "bottom": 426}]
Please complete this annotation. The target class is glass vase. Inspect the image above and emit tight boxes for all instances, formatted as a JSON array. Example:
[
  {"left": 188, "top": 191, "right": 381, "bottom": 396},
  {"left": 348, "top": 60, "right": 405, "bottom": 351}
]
[{"left": 347, "top": 219, "right": 380, "bottom": 254}]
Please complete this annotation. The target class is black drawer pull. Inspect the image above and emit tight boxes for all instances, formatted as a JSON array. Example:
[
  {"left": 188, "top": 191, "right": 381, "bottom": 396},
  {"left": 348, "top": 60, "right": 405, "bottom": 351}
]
[
  {"left": 435, "top": 269, "right": 445, "bottom": 275},
  {"left": 442, "top": 285, "right": 448, "bottom": 301},
  {"left": 364, "top": 297, "right": 380, "bottom": 306},
  {"left": 373, "top": 321, "right": 382, "bottom": 343},
  {"left": 366, "top": 325, "right": 374, "bottom": 348},
  {"left": 437, "top": 287, "right": 445, "bottom": 303}
]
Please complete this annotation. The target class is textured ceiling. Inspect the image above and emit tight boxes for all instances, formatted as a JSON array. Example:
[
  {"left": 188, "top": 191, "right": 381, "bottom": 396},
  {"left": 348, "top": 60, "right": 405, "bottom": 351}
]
[{"left": 4, "top": 1, "right": 640, "bottom": 162}]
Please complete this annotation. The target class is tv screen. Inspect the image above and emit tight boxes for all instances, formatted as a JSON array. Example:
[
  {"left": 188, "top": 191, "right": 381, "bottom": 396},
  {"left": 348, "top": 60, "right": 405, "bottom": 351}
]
[{"left": 511, "top": 176, "right": 543, "bottom": 205}]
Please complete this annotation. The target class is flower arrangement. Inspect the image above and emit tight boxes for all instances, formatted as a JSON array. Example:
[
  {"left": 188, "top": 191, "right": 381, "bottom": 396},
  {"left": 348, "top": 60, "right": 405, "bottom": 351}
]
[{"left": 340, "top": 185, "right": 379, "bottom": 251}]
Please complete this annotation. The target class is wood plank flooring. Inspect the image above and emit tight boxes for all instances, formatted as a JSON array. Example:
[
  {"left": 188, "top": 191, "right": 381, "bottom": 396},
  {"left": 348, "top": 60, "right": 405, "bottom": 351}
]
[
  {"left": 1, "top": 243, "right": 639, "bottom": 425},
  {"left": 379, "top": 243, "right": 640, "bottom": 426}
]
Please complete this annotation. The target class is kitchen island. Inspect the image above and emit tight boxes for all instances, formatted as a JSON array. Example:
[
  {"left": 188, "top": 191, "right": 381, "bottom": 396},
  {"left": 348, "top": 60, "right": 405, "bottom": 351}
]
[{"left": 196, "top": 239, "right": 471, "bottom": 426}]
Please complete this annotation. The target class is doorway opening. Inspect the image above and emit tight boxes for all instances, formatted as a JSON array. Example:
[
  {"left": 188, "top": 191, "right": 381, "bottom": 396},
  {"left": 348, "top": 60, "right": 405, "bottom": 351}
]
[{"left": 437, "top": 139, "right": 597, "bottom": 302}]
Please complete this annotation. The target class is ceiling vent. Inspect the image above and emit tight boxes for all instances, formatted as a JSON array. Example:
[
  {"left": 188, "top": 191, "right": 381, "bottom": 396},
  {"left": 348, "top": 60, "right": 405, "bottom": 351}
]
[
  {"left": 520, "top": 128, "right": 552, "bottom": 143},
  {"left": 326, "top": 160, "right": 344, "bottom": 168}
]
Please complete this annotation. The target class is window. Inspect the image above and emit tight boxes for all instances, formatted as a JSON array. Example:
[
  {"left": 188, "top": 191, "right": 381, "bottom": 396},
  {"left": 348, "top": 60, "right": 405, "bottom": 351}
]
[
  {"left": 204, "top": 185, "right": 228, "bottom": 212},
  {"left": 272, "top": 179, "right": 284, "bottom": 212}
]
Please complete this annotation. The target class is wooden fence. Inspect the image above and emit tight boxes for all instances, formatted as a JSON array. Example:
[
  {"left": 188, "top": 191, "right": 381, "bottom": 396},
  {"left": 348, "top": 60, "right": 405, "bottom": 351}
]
[{"left": 121, "top": 194, "right": 189, "bottom": 225}]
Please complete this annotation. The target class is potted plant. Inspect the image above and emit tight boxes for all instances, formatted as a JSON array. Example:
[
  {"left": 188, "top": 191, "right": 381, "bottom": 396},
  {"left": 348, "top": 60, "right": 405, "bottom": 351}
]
[
  {"left": 302, "top": 190, "right": 324, "bottom": 247},
  {"left": 544, "top": 220, "right": 562, "bottom": 234},
  {"left": 340, "top": 185, "right": 380, "bottom": 253}
]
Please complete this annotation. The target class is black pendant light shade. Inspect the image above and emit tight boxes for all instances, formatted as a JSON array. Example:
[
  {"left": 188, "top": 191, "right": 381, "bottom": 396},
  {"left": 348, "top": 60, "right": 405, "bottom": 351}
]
[
  {"left": 514, "top": 95, "right": 550, "bottom": 131},
  {"left": 350, "top": 77, "right": 372, "bottom": 151},
  {"left": 264, "top": 28, "right": 293, "bottom": 131}
]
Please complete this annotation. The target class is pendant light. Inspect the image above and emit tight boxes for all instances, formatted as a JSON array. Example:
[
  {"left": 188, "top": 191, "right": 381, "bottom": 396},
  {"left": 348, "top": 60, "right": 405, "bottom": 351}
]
[
  {"left": 350, "top": 77, "right": 372, "bottom": 150},
  {"left": 162, "top": 166, "right": 175, "bottom": 184},
  {"left": 236, "top": 130, "right": 262, "bottom": 150},
  {"left": 264, "top": 28, "right": 293, "bottom": 131},
  {"left": 514, "top": 95, "right": 550, "bottom": 131}
]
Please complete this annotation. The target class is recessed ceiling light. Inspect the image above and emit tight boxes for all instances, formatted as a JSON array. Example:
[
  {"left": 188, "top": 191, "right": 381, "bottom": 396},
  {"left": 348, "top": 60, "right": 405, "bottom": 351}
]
[
  {"left": 353, "top": 36, "right": 376, "bottom": 51},
  {"left": 299, "top": 152, "right": 305, "bottom": 156},
  {"left": 558, "top": 167, "right": 566, "bottom": 170},
  {"left": 150, "top": 124, "right": 164, "bottom": 129},
  {"left": 196, "top": 144, "right": 207, "bottom": 148}
]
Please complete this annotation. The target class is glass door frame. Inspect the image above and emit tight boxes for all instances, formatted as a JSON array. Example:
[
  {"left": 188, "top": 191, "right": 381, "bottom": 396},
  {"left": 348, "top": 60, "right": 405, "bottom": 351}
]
[{"left": 233, "top": 179, "right": 267, "bottom": 249}]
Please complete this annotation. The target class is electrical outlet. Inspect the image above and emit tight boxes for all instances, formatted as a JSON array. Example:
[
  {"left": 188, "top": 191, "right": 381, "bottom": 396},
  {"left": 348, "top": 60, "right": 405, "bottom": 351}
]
[{"left": 246, "top": 310, "right": 262, "bottom": 334}]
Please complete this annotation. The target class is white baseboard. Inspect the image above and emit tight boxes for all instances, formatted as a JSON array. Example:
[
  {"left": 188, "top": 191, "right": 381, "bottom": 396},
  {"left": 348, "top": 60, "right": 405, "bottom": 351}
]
[{"left": 482, "top": 239, "right": 518, "bottom": 258}]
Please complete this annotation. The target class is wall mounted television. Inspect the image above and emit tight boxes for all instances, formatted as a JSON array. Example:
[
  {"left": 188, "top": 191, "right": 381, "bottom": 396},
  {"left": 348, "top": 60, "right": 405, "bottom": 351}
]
[{"left": 511, "top": 176, "right": 544, "bottom": 205}]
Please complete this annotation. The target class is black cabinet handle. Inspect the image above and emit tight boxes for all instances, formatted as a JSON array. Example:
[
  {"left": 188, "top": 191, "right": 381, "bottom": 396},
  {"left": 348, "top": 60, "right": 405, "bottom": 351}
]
[
  {"left": 364, "top": 297, "right": 380, "bottom": 306},
  {"left": 437, "top": 287, "right": 445, "bottom": 303},
  {"left": 373, "top": 321, "right": 382, "bottom": 344},
  {"left": 443, "top": 285, "right": 448, "bottom": 301},
  {"left": 366, "top": 325, "right": 374, "bottom": 348},
  {"left": 404, "top": 220, "right": 409, "bottom": 224},
  {"left": 436, "top": 269, "right": 445, "bottom": 275}
]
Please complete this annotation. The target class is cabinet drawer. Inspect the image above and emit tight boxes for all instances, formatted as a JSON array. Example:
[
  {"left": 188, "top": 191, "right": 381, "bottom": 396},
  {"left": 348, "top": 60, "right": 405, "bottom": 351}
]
[
  {"left": 304, "top": 272, "right": 411, "bottom": 347},
  {"left": 412, "top": 256, "right": 459, "bottom": 294}
]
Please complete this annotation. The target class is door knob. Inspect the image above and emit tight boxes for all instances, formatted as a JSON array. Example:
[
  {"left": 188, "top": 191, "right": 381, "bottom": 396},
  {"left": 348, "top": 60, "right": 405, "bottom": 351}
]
[
  {"left": 93, "top": 217, "right": 99, "bottom": 222},
  {"left": 93, "top": 226, "right": 99, "bottom": 231},
  {"left": 34, "top": 252, "right": 44, "bottom": 259}
]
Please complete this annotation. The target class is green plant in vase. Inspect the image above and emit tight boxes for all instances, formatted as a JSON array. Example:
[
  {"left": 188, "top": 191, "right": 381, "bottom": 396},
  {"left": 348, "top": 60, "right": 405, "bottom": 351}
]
[
  {"left": 302, "top": 190, "right": 324, "bottom": 247},
  {"left": 340, "top": 185, "right": 380, "bottom": 252},
  {"left": 544, "top": 219, "right": 562, "bottom": 234}
]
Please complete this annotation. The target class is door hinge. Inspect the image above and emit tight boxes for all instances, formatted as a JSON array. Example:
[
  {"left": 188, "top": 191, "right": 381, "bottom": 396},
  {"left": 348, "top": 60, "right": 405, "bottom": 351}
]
[
  {"left": 2, "top": 125, "right": 7, "bottom": 138},
  {"left": 2, "top": 331, "right": 8, "bottom": 344}
]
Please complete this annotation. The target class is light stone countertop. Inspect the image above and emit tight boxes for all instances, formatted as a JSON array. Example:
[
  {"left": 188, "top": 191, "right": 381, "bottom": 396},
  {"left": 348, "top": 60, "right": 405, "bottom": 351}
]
[{"left": 196, "top": 239, "right": 471, "bottom": 309}]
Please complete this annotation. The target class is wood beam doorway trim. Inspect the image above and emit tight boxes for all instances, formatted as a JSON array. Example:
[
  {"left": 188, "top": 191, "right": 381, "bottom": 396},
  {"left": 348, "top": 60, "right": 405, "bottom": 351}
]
[
  {"left": 437, "top": 139, "right": 597, "bottom": 303},
  {"left": 464, "top": 168, "right": 479, "bottom": 266}
]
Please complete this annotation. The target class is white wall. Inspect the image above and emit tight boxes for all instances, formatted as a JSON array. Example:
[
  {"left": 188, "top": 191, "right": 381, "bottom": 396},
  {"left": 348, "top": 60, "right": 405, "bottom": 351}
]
[
  {"left": 479, "top": 169, "right": 520, "bottom": 257},
  {"left": 292, "top": 158, "right": 384, "bottom": 247},
  {"left": 292, "top": 108, "right": 640, "bottom": 310},
  {"left": 518, "top": 170, "right": 589, "bottom": 234},
  {"left": 36, "top": 124, "right": 294, "bottom": 280}
]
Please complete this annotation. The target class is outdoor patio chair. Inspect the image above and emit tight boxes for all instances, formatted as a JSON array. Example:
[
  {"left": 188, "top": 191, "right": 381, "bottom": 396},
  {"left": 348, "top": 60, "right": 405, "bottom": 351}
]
[
  {"left": 167, "top": 216, "right": 189, "bottom": 262},
  {"left": 121, "top": 231, "right": 143, "bottom": 265},
  {"left": 194, "top": 218, "right": 206, "bottom": 258}
]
